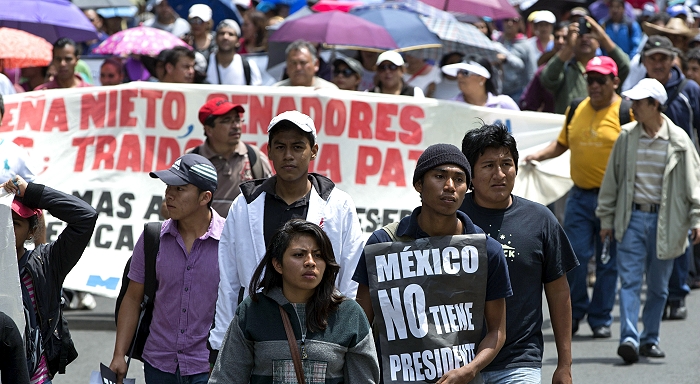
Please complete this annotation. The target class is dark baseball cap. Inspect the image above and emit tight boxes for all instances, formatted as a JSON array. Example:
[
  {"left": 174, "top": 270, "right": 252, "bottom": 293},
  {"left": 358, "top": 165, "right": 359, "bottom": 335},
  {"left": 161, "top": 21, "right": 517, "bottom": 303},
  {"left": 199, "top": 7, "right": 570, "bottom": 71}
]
[
  {"left": 150, "top": 153, "right": 218, "bottom": 192},
  {"left": 644, "top": 35, "right": 676, "bottom": 57}
]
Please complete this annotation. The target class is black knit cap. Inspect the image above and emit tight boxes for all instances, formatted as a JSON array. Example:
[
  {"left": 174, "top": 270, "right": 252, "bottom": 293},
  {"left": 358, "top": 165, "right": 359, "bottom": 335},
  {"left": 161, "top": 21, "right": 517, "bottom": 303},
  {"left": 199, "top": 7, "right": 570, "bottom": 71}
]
[{"left": 412, "top": 144, "right": 472, "bottom": 186}]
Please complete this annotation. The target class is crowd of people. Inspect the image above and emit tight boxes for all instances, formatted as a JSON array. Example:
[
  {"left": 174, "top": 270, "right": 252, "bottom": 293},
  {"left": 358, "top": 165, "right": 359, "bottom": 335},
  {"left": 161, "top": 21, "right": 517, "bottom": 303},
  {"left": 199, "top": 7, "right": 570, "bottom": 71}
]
[{"left": 2, "top": 0, "right": 700, "bottom": 383}]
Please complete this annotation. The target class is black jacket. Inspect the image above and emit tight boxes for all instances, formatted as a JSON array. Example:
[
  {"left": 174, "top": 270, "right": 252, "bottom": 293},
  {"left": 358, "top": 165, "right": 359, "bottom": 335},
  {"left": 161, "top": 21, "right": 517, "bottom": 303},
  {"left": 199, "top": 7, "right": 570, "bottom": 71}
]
[{"left": 19, "top": 183, "right": 97, "bottom": 375}]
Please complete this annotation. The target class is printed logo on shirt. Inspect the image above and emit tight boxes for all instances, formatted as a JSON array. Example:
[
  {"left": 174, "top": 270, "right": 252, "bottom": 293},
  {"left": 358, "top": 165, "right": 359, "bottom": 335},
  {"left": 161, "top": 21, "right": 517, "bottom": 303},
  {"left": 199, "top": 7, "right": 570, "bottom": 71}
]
[{"left": 486, "top": 230, "right": 517, "bottom": 261}]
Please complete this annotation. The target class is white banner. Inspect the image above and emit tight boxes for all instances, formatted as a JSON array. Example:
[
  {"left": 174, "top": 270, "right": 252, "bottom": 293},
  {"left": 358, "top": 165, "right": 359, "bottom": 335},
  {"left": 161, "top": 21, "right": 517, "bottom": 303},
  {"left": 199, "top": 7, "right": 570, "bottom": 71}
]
[{"left": 0, "top": 83, "right": 567, "bottom": 297}]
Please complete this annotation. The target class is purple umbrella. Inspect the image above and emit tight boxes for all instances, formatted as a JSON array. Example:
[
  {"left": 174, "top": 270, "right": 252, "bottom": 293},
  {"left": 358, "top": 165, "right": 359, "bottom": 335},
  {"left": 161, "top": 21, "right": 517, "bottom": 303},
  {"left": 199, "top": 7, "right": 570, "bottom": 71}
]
[
  {"left": 268, "top": 11, "right": 398, "bottom": 51},
  {"left": 0, "top": 0, "right": 97, "bottom": 43}
]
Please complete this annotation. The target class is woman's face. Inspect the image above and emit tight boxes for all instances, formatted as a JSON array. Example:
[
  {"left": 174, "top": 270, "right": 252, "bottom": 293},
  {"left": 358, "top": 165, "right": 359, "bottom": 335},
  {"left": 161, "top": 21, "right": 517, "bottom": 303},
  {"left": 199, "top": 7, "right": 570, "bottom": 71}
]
[
  {"left": 457, "top": 70, "right": 486, "bottom": 94},
  {"left": 242, "top": 16, "right": 256, "bottom": 40},
  {"left": 273, "top": 235, "right": 326, "bottom": 303},
  {"left": 100, "top": 63, "right": 123, "bottom": 86},
  {"left": 12, "top": 212, "right": 31, "bottom": 258}
]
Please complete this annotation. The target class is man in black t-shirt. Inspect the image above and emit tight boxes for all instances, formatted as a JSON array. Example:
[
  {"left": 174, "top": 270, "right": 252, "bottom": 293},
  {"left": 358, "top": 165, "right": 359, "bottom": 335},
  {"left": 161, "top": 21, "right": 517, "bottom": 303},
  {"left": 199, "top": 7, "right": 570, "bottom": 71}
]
[{"left": 460, "top": 124, "right": 579, "bottom": 384}]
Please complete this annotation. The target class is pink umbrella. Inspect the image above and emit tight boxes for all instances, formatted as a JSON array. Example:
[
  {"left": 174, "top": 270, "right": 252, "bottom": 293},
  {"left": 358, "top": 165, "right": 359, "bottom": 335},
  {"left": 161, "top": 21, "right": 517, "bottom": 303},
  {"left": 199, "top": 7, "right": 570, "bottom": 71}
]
[
  {"left": 419, "top": 0, "right": 519, "bottom": 20},
  {"left": 312, "top": 0, "right": 364, "bottom": 12},
  {"left": 92, "top": 26, "right": 191, "bottom": 56}
]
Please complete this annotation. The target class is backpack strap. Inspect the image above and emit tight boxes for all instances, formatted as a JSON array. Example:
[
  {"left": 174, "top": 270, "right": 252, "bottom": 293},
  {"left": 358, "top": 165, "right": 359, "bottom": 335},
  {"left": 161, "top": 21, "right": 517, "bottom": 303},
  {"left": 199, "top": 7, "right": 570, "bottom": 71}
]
[
  {"left": 245, "top": 143, "right": 265, "bottom": 179},
  {"left": 191, "top": 146, "right": 201, "bottom": 155},
  {"left": 241, "top": 56, "right": 251, "bottom": 86},
  {"left": 618, "top": 98, "right": 632, "bottom": 126},
  {"left": 143, "top": 222, "right": 161, "bottom": 308},
  {"left": 381, "top": 222, "right": 414, "bottom": 242},
  {"left": 565, "top": 97, "right": 585, "bottom": 143},
  {"left": 664, "top": 78, "right": 688, "bottom": 108}
]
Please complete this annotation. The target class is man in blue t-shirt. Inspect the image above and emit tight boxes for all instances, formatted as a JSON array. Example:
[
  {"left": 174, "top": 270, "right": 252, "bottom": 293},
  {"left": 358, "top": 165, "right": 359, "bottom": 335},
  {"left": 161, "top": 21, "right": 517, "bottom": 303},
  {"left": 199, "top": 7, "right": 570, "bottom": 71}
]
[
  {"left": 353, "top": 143, "right": 512, "bottom": 383},
  {"left": 460, "top": 124, "right": 578, "bottom": 384}
]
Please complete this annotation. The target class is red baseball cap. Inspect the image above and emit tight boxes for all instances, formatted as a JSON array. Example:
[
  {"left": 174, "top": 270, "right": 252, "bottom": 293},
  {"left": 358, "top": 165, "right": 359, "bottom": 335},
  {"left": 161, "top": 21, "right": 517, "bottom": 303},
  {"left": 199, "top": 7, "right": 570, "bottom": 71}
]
[
  {"left": 11, "top": 199, "right": 42, "bottom": 219},
  {"left": 198, "top": 98, "right": 245, "bottom": 125},
  {"left": 585, "top": 56, "right": 618, "bottom": 77}
]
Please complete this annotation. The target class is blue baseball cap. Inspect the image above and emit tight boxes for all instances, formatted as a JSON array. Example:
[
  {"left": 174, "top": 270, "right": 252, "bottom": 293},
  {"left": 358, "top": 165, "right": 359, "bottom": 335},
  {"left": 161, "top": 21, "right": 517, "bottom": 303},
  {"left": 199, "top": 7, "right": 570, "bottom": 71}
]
[{"left": 150, "top": 153, "right": 218, "bottom": 192}]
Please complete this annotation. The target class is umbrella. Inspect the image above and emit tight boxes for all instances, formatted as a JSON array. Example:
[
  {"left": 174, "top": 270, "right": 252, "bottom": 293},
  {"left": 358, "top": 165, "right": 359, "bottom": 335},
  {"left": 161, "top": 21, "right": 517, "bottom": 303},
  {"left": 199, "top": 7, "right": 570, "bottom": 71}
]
[
  {"left": 352, "top": 0, "right": 457, "bottom": 21},
  {"left": 92, "top": 26, "right": 191, "bottom": 56},
  {"left": 312, "top": 0, "right": 365, "bottom": 12},
  {"left": 268, "top": 11, "right": 399, "bottom": 51},
  {"left": 168, "top": 0, "right": 243, "bottom": 26},
  {"left": 418, "top": 16, "right": 508, "bottom": 61},
  {"left": 0, "top": 0, "right": 98, "bottom": 43},
  {"left": 0, "top": 28, "right": 52, "bottom": 68},
  {"left": 350, "top": 8, "right": 442, "bottom": 50},
  {"left": 71, "top": 0, "right": 135, "bottom": 9},
  {"left": 419, "top": 0, "right": 520, "bottom": 20}
]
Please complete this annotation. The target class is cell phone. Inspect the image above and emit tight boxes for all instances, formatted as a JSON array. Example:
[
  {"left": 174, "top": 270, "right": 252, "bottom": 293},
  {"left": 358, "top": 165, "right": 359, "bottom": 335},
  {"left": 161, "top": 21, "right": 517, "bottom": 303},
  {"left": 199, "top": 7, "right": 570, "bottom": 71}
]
[{"left": 578, "top": 16, "right": 590, "bottom": 35}]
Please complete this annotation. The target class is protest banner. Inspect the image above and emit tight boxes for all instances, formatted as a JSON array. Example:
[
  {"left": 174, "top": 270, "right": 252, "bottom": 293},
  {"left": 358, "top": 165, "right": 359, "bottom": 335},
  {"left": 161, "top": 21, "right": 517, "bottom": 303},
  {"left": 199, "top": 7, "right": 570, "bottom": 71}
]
[
  {"left": 0, "top": 83, "right": 566, "bottom": 297},
  {"left": 364, "top": 234, "right": 487, "bottom": 384}
]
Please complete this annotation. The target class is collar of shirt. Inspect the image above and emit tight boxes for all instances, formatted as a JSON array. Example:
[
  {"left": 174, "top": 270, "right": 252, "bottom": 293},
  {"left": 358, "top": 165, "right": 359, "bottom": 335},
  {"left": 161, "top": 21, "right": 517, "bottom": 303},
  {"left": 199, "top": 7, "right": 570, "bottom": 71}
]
[
  {"left": 259, "top": 175, "right": 321, "bottom": 204},
  {"left": 162, "top": 208, "right": 225, "bottom": 241},
  {"left": 640, "top": 119, "right": 670, "bottom": 140},
  {"left": 398, "top": 207, "right": 477, "bottom": 238}
]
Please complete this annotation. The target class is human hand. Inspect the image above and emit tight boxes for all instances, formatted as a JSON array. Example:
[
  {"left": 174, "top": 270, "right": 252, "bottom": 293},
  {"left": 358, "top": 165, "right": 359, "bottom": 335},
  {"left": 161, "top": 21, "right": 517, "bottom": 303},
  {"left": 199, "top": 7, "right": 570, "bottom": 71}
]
[
  {"left": 692, "top": 228, "right": 700, "bottom": 245},
  {"left": 109, "top": 356, "right": 128, "bottom": 384},
  {"left": 584, "top": 16, "right": 606, "bottom": 42},
  {"left": 2, "top": 176, "right": 28, "bottom": 197},
  {"left": 600, "top": 229, "right": 613, "bottom": 243},
  {"left": 552, "top": 364, "right": 572, "bottom": 384},
  {"left": 436, "top": 365, "right": 477, "bottom": 384},
  {"left": 496, "top": 53, "right": 507, "bottom": 63},
  {"left": 524, "top": 154, "right": 539, "bottom": 163}
]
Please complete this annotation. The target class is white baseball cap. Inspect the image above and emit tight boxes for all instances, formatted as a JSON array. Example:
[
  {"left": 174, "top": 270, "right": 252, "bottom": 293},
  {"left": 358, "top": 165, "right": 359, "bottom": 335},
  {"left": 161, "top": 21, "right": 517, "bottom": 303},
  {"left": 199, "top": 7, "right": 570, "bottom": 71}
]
[
  {"left": 622, "top": 78, "right": 668, "bottom": 105},
  {"left": 189, "top": 4, "right": 212, "bottom": 22},
  {"left": 532, "top": 10, "right": 556, "bottom": 24},
  {"left": 267, "top": 110, "right": 317, "bottom": 140},
  {"left": 441, "top": 61, "right": 491, "bottom": 79},
  {"left": 376, "top": 51, "right": 404, "bottom": 67}
]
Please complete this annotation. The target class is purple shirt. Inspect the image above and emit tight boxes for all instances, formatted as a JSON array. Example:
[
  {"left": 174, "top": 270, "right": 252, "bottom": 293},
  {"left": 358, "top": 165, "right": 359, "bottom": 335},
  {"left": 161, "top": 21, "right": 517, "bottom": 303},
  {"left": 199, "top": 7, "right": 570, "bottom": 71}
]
[
  {"left": 452, "top": 92, "right": 521, "bottom": 111},
  {"left": 128, "top": 211, "right": 225, "bottom": 375}
]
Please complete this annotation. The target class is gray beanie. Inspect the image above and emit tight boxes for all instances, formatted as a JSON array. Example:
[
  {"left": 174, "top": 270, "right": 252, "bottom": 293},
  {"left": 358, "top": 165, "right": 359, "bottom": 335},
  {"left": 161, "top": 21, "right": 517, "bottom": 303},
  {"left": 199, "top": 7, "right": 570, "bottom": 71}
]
[{"left": 412, "top": 144, "right": 472, "bottom": 186}]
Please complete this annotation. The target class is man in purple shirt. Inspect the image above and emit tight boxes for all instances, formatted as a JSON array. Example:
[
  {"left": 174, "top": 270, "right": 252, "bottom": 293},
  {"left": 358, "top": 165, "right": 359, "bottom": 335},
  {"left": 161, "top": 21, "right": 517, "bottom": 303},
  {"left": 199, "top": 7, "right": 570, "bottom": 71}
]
[{"left": 110, "top": 154, "right": 225, "bottom": 384}]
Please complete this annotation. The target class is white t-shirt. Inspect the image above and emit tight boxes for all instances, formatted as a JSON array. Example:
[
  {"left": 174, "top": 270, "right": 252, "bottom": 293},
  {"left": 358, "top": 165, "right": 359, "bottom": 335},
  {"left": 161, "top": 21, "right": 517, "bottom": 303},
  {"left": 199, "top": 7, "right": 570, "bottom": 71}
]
[
  {"left": 0, "top": 139, "right": 36, "bottom": 182},
  {"left": 206, "top": 53, "right": 263, "bottom": 86},
  {"left": 403, "top": 64, "right": 442, "bottom": 95},
  {"left": 433, "top": 77, "right": 460, "bottom": 100},
  {"left": 0, "top": 74, "right": 16, "bottom": 96}
]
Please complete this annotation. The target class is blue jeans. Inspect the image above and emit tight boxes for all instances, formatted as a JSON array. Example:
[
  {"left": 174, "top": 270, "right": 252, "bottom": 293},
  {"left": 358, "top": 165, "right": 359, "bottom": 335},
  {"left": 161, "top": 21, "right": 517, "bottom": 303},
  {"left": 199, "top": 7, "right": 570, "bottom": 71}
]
[
  {"left": 563, "top": 186, "right": 617, "bottom": 329},
  {"left": 617, "top": 210, "right": 674, "bottom": 347},
  {"left": 481, "top": 367, "right": 541, "bottom": 384},
  {"left": 668, "top": 237, "right": 691, "bottom": 301},
  {"left": 144, "top": 361, "right": 209, "bottom": 384}
]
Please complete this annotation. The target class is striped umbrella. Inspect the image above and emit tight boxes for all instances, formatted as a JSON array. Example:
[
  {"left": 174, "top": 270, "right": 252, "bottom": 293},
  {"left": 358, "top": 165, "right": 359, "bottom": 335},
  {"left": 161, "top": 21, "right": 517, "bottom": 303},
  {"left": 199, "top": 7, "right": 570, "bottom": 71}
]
[
  {"left": 418, "top": 16, "right": 508, "bottom": 61},
  {"left": 0, "top": 27, "right": 52, "bottom": 68},
  {"left": 351, "top": 0, "right": 457, "bottom": 21}
]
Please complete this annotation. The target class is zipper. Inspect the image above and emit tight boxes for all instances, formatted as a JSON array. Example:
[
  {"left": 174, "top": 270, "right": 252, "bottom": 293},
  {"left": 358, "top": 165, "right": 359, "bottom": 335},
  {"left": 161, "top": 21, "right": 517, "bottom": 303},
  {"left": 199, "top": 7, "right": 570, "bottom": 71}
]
[{"left": 292, "top": 304, "right": 308, "bottom": 359}]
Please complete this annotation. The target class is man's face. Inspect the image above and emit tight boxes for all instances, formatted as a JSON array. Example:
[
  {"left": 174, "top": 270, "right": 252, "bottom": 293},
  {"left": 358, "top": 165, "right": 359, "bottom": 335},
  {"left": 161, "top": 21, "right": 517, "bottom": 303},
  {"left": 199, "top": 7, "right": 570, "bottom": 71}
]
[
  {"left": 415, "top": 164, "right": 468, "bottom": 217},
  {"left": 586, "top": 72, "right": 618, "bottom": 106},
  {"left": 12, "top": 212, "right": 31, "bottom": 257},
  {"left": 155, "top": 1, "right": 173, "bottom": 19},
  {"left": 574, "top": 33, "right": 600, "bottom": 57},
  {"left": 100, "top": 63, "right": 123, "bottom": 86},
  {"left": 52, "top": 45, "right": 78, "bottom": 82},
  {"left": 164, "top": 183, "right": 209, "bottom": 220},
  {"left": 686, "top": 59, "right": 700, "bottom": 83},
  {"left": 470, "top": 147, "right": 516, "bottom": 209},
  {"left": 286, "top": 48, "right": 318, "bottom": 86},
  {"left": 332, "top": 63, "right": 360, "bottom": 91},
  {"left": 553, "top": 27, "right": 568, "bottom": 51},
  {"left": 504, "top": 18, "right": 520, "bottom": 35},
  {"left": 166, "top": 56, "right": 195, "bottom": 83},
  {"left": 268, "top": 128, "right": 318, "bottom": 184},
  {"left": 643, "top": 52, "right": 674, "bottom": 84},
  {"left": 377, "top": 60, "right": 403, "bottom": 90},
  {"left": 204, "top": 109, "right": 243, "bottom": 147},
  {"left": 216, "top": 27, "right": 239, "bottom": 53},
  {"left": 631, "top": 98, "right": 658, "bottom": 123},
  {"left": 609, "top": 1, "right": 624, "bottom": 22},
  {"left": 534, "top": 22, "right": 553, "bottom": 39}
]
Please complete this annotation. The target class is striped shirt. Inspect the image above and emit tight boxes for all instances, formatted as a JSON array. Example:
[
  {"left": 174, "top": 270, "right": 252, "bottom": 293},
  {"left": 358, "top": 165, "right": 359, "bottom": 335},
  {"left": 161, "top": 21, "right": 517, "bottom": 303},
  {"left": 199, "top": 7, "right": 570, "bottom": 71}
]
[
  {"left": 634, "top": 121, "right": 669, "bottom": 205},
  {"left": 21, "top": 271, "right": 50, "bottom": 384}
]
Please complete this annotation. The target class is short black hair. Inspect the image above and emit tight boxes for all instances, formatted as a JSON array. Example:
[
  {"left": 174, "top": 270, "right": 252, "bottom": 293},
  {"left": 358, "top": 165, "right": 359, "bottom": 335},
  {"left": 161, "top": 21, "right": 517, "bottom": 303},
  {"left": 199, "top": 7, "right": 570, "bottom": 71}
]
[
  {"left": 554, "top": 21, "right": 570, "bottom": 33},
  {"left": 164, "top": 46, "right": 195, "bottom": 67},
  {"left": 645, "top": 97, "right": 665, "bottom": 112},
  {"left": 268, "top": 121, "right": 316, "bottom": 148},
  {"left": 687, "top": 47, "right": 700, "bottom": 64},
  {"left": 439, "top": 51, "right": 465, "bottom": 68},
  {"left": 0, "top": 93, "right": 4, "bottom": 118},
  {"left": 461, "top": 123, "right": 519, "bottom": 185},
  {"left": 53, "top": 37, "right": 81, "bottom": 56}
]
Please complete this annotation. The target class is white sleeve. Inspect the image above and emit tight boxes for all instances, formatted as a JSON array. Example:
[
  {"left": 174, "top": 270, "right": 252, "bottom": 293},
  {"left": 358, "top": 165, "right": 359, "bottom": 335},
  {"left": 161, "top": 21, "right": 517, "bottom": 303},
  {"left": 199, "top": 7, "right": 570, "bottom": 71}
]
[
  {"left": 413, "top": 87, "right": 425, "bottom": 99},
  {"left": 334, "top": 192, "right": 364, "bottom": 299},
  {"left": 210, "top": 199, "right": 242, "bottom": 351},
  {"left": 249, "top": 60, "right": 263, "bottom": 86}
]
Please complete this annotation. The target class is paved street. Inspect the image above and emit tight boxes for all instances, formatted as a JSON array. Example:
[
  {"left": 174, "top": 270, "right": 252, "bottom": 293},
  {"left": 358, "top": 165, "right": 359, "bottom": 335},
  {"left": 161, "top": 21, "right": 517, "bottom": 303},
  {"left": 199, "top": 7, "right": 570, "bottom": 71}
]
[{"left": 57, "top": 288, "right": 699, "bottom": 383}]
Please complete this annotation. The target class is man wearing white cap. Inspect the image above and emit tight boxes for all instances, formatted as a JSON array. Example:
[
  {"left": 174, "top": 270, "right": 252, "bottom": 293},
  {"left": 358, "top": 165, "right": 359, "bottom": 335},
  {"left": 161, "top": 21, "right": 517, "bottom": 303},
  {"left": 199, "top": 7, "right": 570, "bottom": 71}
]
[
  {"left": 372, "top": 51, "right": 424, "bottom": 97},
  {"left": 209, "top": 110, "right": 364, "bottom": 365},
  {"left": 597, "top": 78, "right": 700, "bottom": 364},
  {"left": 144, "top": 0, "right": 190, "bottom": 38},
  {"left": 183, "top": 4, "right": 215, "bottom": 60}
]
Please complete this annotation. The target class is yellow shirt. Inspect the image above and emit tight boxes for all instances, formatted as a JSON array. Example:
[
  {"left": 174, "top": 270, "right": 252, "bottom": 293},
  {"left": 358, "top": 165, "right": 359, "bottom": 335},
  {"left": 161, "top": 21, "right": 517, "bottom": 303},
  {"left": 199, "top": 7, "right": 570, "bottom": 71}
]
[{"left": 557, "top": 97, "right": 634, "bottom": 189}]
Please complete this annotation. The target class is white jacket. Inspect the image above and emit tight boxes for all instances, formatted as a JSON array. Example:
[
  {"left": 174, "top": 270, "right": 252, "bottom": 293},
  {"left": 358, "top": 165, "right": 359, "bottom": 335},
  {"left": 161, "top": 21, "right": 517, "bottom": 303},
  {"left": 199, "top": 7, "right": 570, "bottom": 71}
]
[{"left": 209, "top": 174, "right": 364, "bottom": 351}]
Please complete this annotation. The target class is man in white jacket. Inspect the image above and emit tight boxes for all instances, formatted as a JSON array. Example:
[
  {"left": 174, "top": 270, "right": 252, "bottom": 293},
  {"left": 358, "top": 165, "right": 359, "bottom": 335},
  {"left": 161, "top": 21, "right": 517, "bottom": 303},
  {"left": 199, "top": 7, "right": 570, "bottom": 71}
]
[
  {"left": 208, "top": 110, "right": 364, "bottom": 364},
  {"left": 597, "top": 78, "right": 700, "bottom": 364}
]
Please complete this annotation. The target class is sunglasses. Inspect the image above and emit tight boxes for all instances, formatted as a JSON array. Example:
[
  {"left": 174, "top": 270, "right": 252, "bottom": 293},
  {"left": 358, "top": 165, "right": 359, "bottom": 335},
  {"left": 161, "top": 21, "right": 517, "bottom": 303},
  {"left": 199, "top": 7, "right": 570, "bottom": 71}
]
[
  {"left": 189, "top": 17, "right": 205, "bottom": 25},
  {"left": 377, "top": 63, "right": 399, "bottom": 72},
  {"left": 457, "top": 69, "right": 476, "bottom": 77},
  {"left": 333, "top": 68, "right": 357, "bottom": 77},
  {"left": 586, "top": 75, "right": 610, "bottom": 86}
]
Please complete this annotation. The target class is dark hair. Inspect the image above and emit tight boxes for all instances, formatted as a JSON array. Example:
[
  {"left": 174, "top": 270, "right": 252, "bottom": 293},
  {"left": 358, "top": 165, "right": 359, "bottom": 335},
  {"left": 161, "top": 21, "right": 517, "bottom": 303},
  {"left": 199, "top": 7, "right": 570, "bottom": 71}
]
[
  {"left": 249, "top": 219, "right": 342, "bottom": 332},
  {"left": 554, "top": 21, "right": 570, "bottom": 33},
  {"left": 53, "top": 37, "right": 81, "bottom": 56},
  {"left": 245, "top": 10, "right": 268, "bottom": 48},
  {"left": 0, "top": 93, "right": 4, "bottom": 117},
  {"left": 461, "top": 122, "right": 519, "bottom": 185},
  {"left": 268, "top": 120, "right": 316, "bottom": 147},
  {"left": 465, "top": 55, "right": 496, "bottom": 94},
  {"left": 687, "top": 47, "right": 700, "bottom": 64},
  {"left": 644, "top": 97, "right": 665, "bottom": 112},
  {"left": 439, "top": 51, "right": 465, "bottom": 68},
  {"left": 675, "top": 48, "right": 688, "bottom": 71},
  {"left": 164, "top": 46, "right": 195, "bottom": 67},
  {"left": 195, "top": 186, "right": 214, "bottom": 209},
  {"left": 647, "top": 12, "right": 670, "bottom": 26},
  {"left": 101, "top": 56, "right": 125, "bottom": 76}
]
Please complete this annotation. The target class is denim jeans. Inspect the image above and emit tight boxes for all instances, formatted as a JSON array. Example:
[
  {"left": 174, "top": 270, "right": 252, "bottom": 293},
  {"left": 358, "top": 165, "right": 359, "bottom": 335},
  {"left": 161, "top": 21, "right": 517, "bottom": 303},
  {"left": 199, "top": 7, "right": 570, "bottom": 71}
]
[
  {"left": 563, "top": 186, "right": 617, "bottom": 329},
  {"left": 667, "top": 237, "right": 691, "bottom": 301},
  {"left": 144, "top": 361, "right": 209, "bottom": 384},
  {"left": 481, "top": 367, "right": 541, "bottom": 384},
  {"left": 616, "top": 210, "right": 674, "bottom": 347}
]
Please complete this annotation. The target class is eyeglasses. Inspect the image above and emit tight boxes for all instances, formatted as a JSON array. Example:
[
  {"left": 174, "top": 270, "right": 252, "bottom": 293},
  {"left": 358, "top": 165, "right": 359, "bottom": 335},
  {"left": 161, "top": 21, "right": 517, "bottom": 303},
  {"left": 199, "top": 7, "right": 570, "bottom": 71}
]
[
  {"left": 457, "top": 69, "right": 475, "bottom": 77},
  {"left": 506, "top": 18, "right": 521, "bottom": 23},
  {"left": 333, "top": 68, "right": 357, "bottom": 78},
  {"left": 216, "top": 117, "right": 244, "bottom": 126},
  {"left": 377, "top": 63, "right": 399, "bottom": 72},
  {"left": 189, "top": 17, "right": 205, "bottom": 25},
  {"left": 585, "top": 75, "right": 610, "bottom": 86}
]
